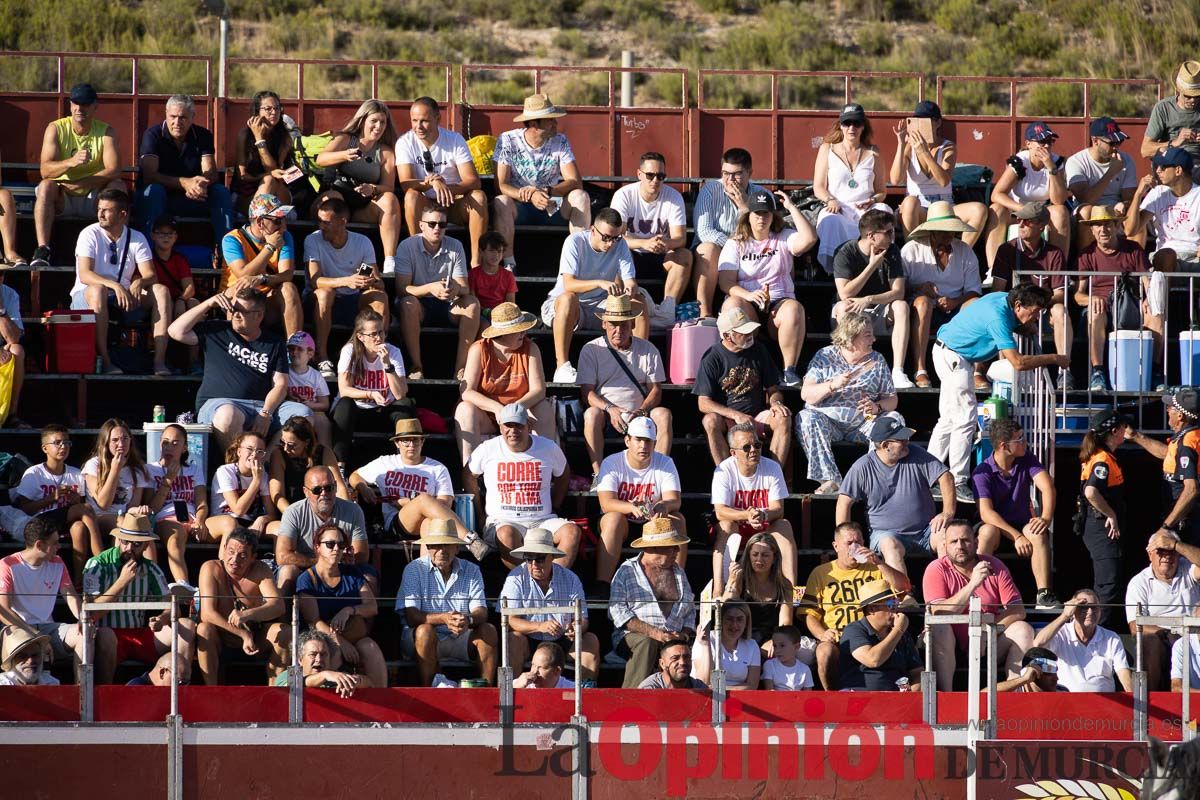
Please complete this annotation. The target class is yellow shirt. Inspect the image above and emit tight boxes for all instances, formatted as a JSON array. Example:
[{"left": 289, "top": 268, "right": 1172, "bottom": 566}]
[
  {"left": 52, "top": 117, "right": 109, "bottom": 193},
  {"left": 799, "top": 560, "right": 881, "bottom": 633}
]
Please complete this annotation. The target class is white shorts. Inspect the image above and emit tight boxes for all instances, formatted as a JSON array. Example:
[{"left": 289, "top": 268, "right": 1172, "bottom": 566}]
[
  {"left": 540, "top": 287, "right": 650, "bottom": 330},
  {"left": 400, "top": 627, "right": 470, "bottom": 661},
  {"left": 483, "top": 517, "right": 574, "bottom": 547},
  {"left": 33, "top": 621, "right": 76, "bottom": 660}
]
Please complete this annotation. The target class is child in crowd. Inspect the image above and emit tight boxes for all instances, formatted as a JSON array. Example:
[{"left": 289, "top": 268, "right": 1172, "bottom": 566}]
[
  {"left": 285, "top": 331, "right": 333, "bottom": 448},
  {"left": 147, "top": 423, "right": 209, "bottom": 584},
  {"left": 148, "top": 216, "right": 201, "bottom": 373},
  {"left": 468, "top": 232, "right": 517, "bottom": 318},
  {"left": 81, "top": 418, "right": 152, "bottom": 537},
  {"left": 761, "top": 625, "right": 814, "bottom": 691},
  {"left": 207, "top": 431, "right": 274, "bottom": 542},
  {"left": 11, "top": 424, "right": 99, "bottom": 580}
]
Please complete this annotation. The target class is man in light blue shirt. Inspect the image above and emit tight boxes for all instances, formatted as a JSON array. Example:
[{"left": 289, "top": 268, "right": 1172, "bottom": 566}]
[
  {"left": 692, "top": 147, "right": 766, "bottom": 319},
  {"left": 929, "top": 284, "right": 1067, "bottom": 494},
  {"left": 541, "top": 207, "right": 646, "bottom": 383}
]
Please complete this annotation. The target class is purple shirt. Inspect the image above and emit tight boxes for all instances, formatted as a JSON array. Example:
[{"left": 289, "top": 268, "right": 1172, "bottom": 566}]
[{"left": 970, "top": 450, "right": 1045, "bottom": 526}]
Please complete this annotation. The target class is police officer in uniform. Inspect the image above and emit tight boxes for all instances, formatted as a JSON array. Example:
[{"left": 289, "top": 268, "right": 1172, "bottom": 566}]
[
  {"left": 1129, "top": 389, "right": 1200, "bottom": 545},
  {"left": 1078, "top": 408, "right": 1132, "bottom": 622}
]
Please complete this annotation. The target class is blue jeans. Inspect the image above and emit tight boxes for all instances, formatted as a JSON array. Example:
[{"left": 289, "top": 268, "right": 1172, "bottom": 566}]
[{"left": 137, "top": 183, "right": 234, "bottom": 240}]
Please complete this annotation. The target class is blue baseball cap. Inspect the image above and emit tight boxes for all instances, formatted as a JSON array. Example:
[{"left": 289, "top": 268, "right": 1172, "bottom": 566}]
[
  {"left": 1152, "top": 146, "right": 1195, "bottom": 172},
  {"left": 1023, "top": 121, "right": 1058, "bottom": 143},
  {"left": 912, "top": 100, "right": 942, "bottom": 119},
  {"left": 1088, "top": 117, "right": 1129, "bottom": 144}
]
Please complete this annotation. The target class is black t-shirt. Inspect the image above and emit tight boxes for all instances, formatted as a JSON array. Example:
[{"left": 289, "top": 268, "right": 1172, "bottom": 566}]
[
  {"left": 194, "top": 319, "right": 288, "bottom": 410},
  {"left": 831, "top": 240, "right": 904, "bottom": 298},
  {"left": 837, "top": 616, "right": 920, "bottom": 690},
  {"left": 692, "top": 339, "right": 781, "bottom": 415}
]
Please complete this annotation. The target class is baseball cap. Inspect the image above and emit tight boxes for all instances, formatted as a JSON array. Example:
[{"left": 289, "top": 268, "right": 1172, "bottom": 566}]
[
  {"left": 912, "top": 100, "right": 942, "bottom": 120},
  {"left": 838, "top": 103, "right": 866, "bottom": 124},
  {"left": 69, "top": 83, "right": 98, "bottom": 105},
  {"left": 151, "top": 215, "right": 178, "bottom": 232},
  {"left": 1170, "top": 387, "right": 1200, "bottom": 418},
  {"left": 746, "top": 191, "right": 776, "bottom": 214},
  {"left": 1023, "top": 121, "right": 1058, "bottom": 143},
  {"left": 626, "top": 416, "right": 657, "bottom": 440},
  {"left": 1088, "top": 408, "right": 1132, "bottom": 435},
  {"left": 249, "top": 193, "right": 294, "bottom": 221},
  {"left": 287, "top": 331, "right": 315, "bottom": 350},
  {"left": 1014, "top": 201, "right": 1050, "bottom": 222},
  {"left": 1152, "top": 146, "right": 1195, "bottom": 172},
  {"left": 868, "top": 416, "right": 916, "bottom": 444},
  {"left": 498, "top": 403, "right": 529, "bottom": 426},
  {"left": 717, "top": 307, "right": 761, "bottom": 336},
  {"left": 1088, "top": 117, "right": 1129, "bottom": 144}
]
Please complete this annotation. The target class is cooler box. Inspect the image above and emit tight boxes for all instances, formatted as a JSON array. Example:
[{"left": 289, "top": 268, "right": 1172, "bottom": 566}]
[
  {"left": 1181, "top": 330, "right": 1200, "bottom": 385},
  {"left": 143, "top": 423, "right": 213, "bottom": 477},
  {"left": 1107, "top": 330, "right": 1153, "bottom": 391},
  {"left": 1055, "top": 403, "right": 1106, "bottom": 445},
  {"left": 43, "top": 310, "right": 96, "bottom": 373},
  {"left": 669, "top": 318, "right": 719, "bottom": 384}
]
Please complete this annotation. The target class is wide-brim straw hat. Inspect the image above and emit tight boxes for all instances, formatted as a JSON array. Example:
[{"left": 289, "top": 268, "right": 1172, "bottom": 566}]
[
  {"left": 595, "top": 293, "right": 642, "bottom": 322},
  {"left": 909, "top": 201, "right": 976, "bottom": 238},
  {"left": 630, "top": 517, "right": 690, "bottom": 548},
  {"left": 391, "top": 417, "right": 425, "bottom": 439},
  {"left": 509, "top": 528, "right": 565, "bottom": 558},
  {"left": 113, "top": 509, "right": 157, "bottom": 542},
  {"left": 513, "top": 93, "right": 567, "bottom": 122},
  {"left": 857, "top": 579, "right": 900, "bottom": 610},
  {"left": 1, "top": 627, "right": 50, "bottom": 671},
  {"left": 481, "top": 302, "right": 538, "bottom": 339},
  {"left": 1081, "top": 205, "right": 1125, "bottom": 226},
  {"left": 1178, "top": 61, "right": 1200, "bottom": 95},
  {"left": 416, "top": 518, "right": 463, "bottom": 547}
]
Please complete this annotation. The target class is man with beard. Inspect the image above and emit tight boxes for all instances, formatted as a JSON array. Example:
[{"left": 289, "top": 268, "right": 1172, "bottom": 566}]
[
  {"left": 0, "top": 628, "right": 58, "bottom": 686},
  {"left": 637, "top": 638, "right": 707, "bottom": 689},
  {"left": 195, "top": 527, "right": 289, "bottom": 685}
]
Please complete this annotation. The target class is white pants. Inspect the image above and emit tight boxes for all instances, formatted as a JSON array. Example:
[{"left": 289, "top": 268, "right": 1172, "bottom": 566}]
[{"left": 928, "top": 342, "right": 977, "bottom": 484}]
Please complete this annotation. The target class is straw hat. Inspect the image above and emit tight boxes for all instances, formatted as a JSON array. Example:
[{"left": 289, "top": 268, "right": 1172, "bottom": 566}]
[
  {"left": 908, "top": 201, "right": 976, "bottom": 238},
  {"left": 416, "top": 518, "right": 463, "bottom": 547},
  {"left": 1081, "top": 205, "right": 1125, "bottom": 226},
  {"left": 509, "top": 528, "right": 565, "bottom": 558},
  {"left": 1177, "top": 61, "right": 1200, "bottom": 96},
  {"left": 481, "top": 302, "right": 538, "bottom": 339},
  {"left": 630, "top": 517, "right": 690, "bottom": 548},
  {"left": 113, "top": 509, "right": 157, "bottom": 542},
  {"left": 1, "top": 627, "right": 50, "bottom": 671},
  {"left": 513, "top": 94, "right": 567, "bottom": 123},
  {"left": 856, "top": 579, "right": 900, "bottom": 610},
  {"left": 390, "top": 418, "right": 425, "bottom": 440},
  {"left": 595, "top": 293, "right": 642, "bottom": 322}
]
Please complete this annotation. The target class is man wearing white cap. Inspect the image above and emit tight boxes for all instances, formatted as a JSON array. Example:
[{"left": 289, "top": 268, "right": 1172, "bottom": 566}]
[
  {"left": 1141, "top": 61, "right": 1200, "bottom": 171},
  {"left": 0, "top": 628, "right": 58, "bottom": 686},
  {"left": 595, "top": 415, "right": 684, "bottom": 587},
  {"left": 499, "top": 528, "right": 599, "bottom": 683},
  {"left": 467, "top": 402, "right": 580, "bottom": 568},
  {"left": 397, "top": 519, "right": 498, "bottom": 686},
  {"left": 579, "top": 292, "right": 671, "bottom": 477},
  {"left": 492, "top": 93, "right": 591, "bottom": 267},
  {"left": 695, "top": 306, "right": 792, "bottom": 470},
  {"left": 609, "top": 517, "right": 696, "bottom": 688}
]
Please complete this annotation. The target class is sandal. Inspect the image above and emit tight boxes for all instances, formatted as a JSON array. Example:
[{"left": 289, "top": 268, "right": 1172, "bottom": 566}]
[
  {"left": 914, "top": 371, "right": 932, "bottom": 389},
  {"left": 409, "top": 370, "right": 424, "bottom": 380}
]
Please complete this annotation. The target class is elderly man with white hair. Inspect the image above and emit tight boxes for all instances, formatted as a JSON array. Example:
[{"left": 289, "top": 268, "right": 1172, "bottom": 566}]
[
  {"left": 1032, "top": 588, "right": 1132, "bottom": 692},
  {"left": 0, "top": 628, "right": 59, "bottom": 686},
  {"left": 1125, "top": 530, "right": 1200, "bottom": 690}
]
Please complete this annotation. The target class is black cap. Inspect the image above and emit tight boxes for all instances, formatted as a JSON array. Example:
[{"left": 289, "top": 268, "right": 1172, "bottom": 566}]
[
  {"left": 1152, "top": 146, "right": 1195, "bottom": 172},
  {"left": 1171, "top": 387, "right": 1200, "bottom": 418},
  {"left": 151, "top": 215, "right": 178, "bottom": 232},
  {"left": 68, "top": 83, "right": 97, "bottom": 105},
  {"left": 745, "top": 190, "right": 776, "bottom": 214},
  {"left": 913, "top": 100, "right": 942, "bottom": 120},
  {"left": 868, "top": 416, "right": 916, "bottom": 444},
  {"left": 838, "top": 103, "right": 866, "bottom": 124},
  {"left": 1089, "top": 408, "right": 1132, "bottom": 434}
]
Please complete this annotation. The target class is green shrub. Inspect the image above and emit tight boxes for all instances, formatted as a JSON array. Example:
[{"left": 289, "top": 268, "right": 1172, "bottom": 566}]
[{"left": 857, "top": 22, "right": 893, "bottom": 57}]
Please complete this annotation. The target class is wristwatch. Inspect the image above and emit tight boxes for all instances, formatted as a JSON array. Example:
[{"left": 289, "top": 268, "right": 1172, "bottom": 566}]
[{"left": 383, "top": 363, "right": 397, "bottom": 374}]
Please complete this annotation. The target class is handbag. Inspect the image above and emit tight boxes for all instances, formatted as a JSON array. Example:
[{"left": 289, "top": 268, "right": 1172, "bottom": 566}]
[
  {"left": 1111, "top": 272, "right": 1143, "bottom": 332},
  {"left": 556, "top": 397, "right": 584, "bottom": 435}
]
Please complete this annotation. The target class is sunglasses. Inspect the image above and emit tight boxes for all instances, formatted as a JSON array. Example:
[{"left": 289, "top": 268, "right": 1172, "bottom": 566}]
[
  {"left": 358, "top": 329, "right": 384, "bottom": 339},
  {"left": 522, "top": 554, "right": 551, "bottom": 563},
  {"left": 319, "top": 540, "right": 346, "bottom": 550},
  {"left": 231, "top": 306, "right": 264, "bottom": 317},
  {"left": 840, "top": 120, "right": 864, "bottom": 128},
  {"left": 421, "top": 150, "right": 436, "bottom": 173},
  {"left": 108, "top": 240, "right": 119, "bottom": 265},
  {"left": 1154, "top": 548, "right": 1179, "bottom": 557},
  {"left": 307, "top": 484, "right": 337, "bottom": 495},
  {"left": 881, "top": 598, "right": 898, "bottom": 609},
  {"left": 641, "top": 171, "right": 667, "bottom": 181},
  {"left": 423, "top": 219, "right": 449, "bottom": 229},
  {"left": 736, "top": 443, "right": 762, "bottom": 453},
  {"left": 592, "top": 227, "right": 621, "bottom": 244}
]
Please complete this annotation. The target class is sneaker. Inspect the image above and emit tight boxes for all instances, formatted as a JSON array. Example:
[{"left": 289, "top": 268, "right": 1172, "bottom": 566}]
[
  {"left": 317, "top": 359, "right": 336, "bottom": 379},
  {"left": 30, "top": 246, "right": 52, "bottom": 267},
  {"left": 1035, "top": 589, "right": 1064, "bottom": 611},
  {"left": 464, "top": 532, "right": 494, "bottom": 562},
  {"left": 954, "top": 482, "right": 975, "bottom": 504},
  {"left": 1089, "top": 369, "right": 1110, "bottom": 393},
  {"left": 553, "top": 362, "right": 577, "bottom": 383},
  {"left": 781, "top": 366, "right": 801, "bottom": 387},
  {"left": 891, "top": 369, "right": 914, "bottom": 390},
  {"left": 1056, "top": 370, "right": 1074, "bottom": 391}
]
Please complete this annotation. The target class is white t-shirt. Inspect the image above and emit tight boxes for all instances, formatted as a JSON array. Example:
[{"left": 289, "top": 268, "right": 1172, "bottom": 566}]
[
  {"left": 1064, "top": 149, "right": 1136, "bottom": 207},
  {"left": 494, "top": 129, "right": 575, "bottom": 190},
  {"left": 211, "top": 463, "right": 270, "bottom": 516},
  {"left": 711, "top": 457, "right": 788, "bottom": 511},
  {"left": 303, "top": 230, "right": 377, "bottom": 295},
  {"left": 13, "top": 464, "right": 86, "bottom": 509},
  {"left": 1047, "top": 623, "right": 1130, "bottom": 693},
  {"left": 575, "top": 336, "right": 665, "bottom": 410},
  {"left": 72, "top": 223, "right": 153, "bottom": 295},
  {"left": 468, "top": 435, "right": 567, "bottom": 525},
  {"left": 396, "top": 128, "right": 473, "bottom": 198},
  {"left": 354, "top": 455, "right": 455, "bottom": 529},
  {"left": 717, "top": 230, "right": 799, "bottom": 300},
  {"left": 691, "top": 636, "right": 761, "bottom": 687},
  {"left": 1125, "top": 561, "right": 1200, "bottom": 623},
  {"left": 81, "top": 457, "right": 153, "bottom": 515},
  {"left": 900, "top": 238, "right": 982, "bottom": 300},
  {"left": 1006, "top": 150, "right": 1052, "bottom": 203},
  {"left": 288, "top": 365, "right": 330, "bottom": 404},
  {"left": 337, "top": 342, "right": 407, "bottom": 409},
  {"left": 1140, "top": 184, "right": 1200, "bottom": 255},
  {"left": 1171, "top": 633, "right": 1200, "bottom": 686},
  {"left": 147, "top": 461, "right": 207, "bottom": 519},
  {"left": 0, "top": 552, "right": 72, "bottom": 624},
  {"left": 610, "top": 183, "right": 687, "bottom": 238},
  {"left": 762, "top": 657, "right": 814, "bottom": 690},
  {"left": 595, "top": 451, "right": 680, "bottom": 513}
]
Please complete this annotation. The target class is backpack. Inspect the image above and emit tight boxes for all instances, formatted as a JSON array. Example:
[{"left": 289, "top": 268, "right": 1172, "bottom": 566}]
[
  {"left": 1111, "top": 272, "right": 1143, "bottom": 331},
  {"left": 294, "top": 132, "right": 336, "bottom": 192}
]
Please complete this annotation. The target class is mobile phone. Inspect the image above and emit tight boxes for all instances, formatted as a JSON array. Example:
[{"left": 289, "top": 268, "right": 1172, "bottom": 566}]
[
  {"left": 906, "top": 117, "right": 935, "bottom": 146},
  {"left": 174, "top": 500, "right": 189, "bottom": 521},
  {"left": 357, "top": 262, "right": 374, "bottom": 277}
]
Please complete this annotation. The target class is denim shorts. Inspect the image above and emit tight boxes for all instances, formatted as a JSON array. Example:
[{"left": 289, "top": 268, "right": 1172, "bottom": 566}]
[
  {"left": 197, "top": 397, "right": 312, "bottom": 434},
  {"left": 869, "top": 523, "right": 933, "bottom": 555}
]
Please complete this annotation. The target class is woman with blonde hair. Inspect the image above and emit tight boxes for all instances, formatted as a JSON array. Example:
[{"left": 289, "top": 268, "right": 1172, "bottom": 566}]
[
  {"left": 316, "top": 99, "right": 402, "bottom": 273},
  {"left": 812, "top": 103, "right": 888, "bottom": 272},
  {"left": 796, "top": 311, "right": 901, "bottom": 495},
  {"left": 82, "top": 418, "right": 152, "bottom": 535},
  {"left": 207, "top": 430, "right": 275, "bottom": 540},
  {"left": 721, "top": 531, "right": 795, "bottom": 656}
]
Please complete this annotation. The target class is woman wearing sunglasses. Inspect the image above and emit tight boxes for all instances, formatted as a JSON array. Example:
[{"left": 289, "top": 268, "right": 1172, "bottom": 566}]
[
  {"left": 295, "top": 522, "right": 387, "bottom": 689},
  {"left": 812, "top": 103, "right": 889, "bottom": 273}
]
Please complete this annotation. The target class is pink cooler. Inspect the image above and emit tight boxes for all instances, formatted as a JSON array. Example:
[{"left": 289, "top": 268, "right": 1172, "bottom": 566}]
[
  {"left": 669, "top": 318, "right": 719, "bottom": 384},
  {"left": 43, "top": 310, "right": 96, "bottom": 373}
]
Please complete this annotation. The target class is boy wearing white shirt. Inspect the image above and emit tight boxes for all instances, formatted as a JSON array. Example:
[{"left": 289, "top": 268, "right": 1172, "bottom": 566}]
[
  {"left": 1128, "top": 146, "right": 1200, "bottom": 271},
  {"left": 762, "top": 626, "right": 815, "bottom": 690},
  {"left": 610, "top": 152, "right": 692, "bottom": 303}
]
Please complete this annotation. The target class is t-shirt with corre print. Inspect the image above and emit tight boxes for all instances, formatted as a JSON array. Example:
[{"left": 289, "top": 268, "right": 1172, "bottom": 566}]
[
  {"left": 194, "top": 320, "right": 288, "bottom": 411},
  {"left": 595, "top": 451, "right": 681, "bottom": 517},
  {"left": 353, "top": 455, "right": 455, "bottom": 529},
  {"left": 336, "top": 342, "right": 407, "bottom": 409}
]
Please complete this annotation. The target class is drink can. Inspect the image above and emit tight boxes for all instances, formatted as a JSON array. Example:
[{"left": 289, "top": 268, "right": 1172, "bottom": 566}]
[
  {"left": 460, "top": 678, "right": 488, "bottom": 688},
  {"left": 153, "top": 405, "right": 166, "bottom": 423}
]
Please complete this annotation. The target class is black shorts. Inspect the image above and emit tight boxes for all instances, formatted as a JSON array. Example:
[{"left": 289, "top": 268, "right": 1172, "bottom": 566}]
[
  {"left": 632, "top": 250, "right": 667, "bottom": 274},
  {"left": 37, "top": 505, "right": 72, "bottom": 534}
]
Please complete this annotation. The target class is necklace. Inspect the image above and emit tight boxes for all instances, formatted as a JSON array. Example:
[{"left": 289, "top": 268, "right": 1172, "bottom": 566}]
[{"left": 839, "top": 143, "right": 864, "bottom": 189}]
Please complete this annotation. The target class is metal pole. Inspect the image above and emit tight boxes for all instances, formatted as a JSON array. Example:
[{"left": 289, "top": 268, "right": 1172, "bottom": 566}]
[
  {"left": 711, "top": 599, "right": 725, "bottom": 726},
  {"left": 288, "top": 599, "right": 303, "bottom": 723},
  {"left": 966, "top": 597, "right": 982, "bottom": 800},
  {"left": 573, "top": 597, "right": 583, "bottom": 715},
  {"left": 1184, "top": 622, "right": 1195, "bottom": 743},
  {"left": 500, "top": 598, "right": 513, "bottom": 726},
  {"left": 921, "top": 621, "right": 937, "bottom": 725},
  {"left": 169, "top": 600, "right": 179, "bottom": 719},
  {"left": 217, "top": 10, "right": 228, "bottom": 99},
  {"left": 1134, "top": 605, "right": 1148, "bottom": 741},
  {"left": 620, "top": 52, "right": 633, "bottom": 107},
  {"left": 80, "top": 598, "right": 94, "bottom": 723},
  {"left": 985, "top": 620, "right": 998, "bottom": 740}
]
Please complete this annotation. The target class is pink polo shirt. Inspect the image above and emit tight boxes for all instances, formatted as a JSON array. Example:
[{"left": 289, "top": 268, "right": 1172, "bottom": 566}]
[{"left": 922, "top": 554, "right": 1021, "bottom": 649}]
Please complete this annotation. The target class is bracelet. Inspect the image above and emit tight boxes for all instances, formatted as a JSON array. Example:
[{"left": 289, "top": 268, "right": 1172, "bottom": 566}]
[
  {"left": 254, "top": 139, "right": 268, "bottom": 149},
  {"left": 263, "top": 243, "right": 277, "bottom": 254}
]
